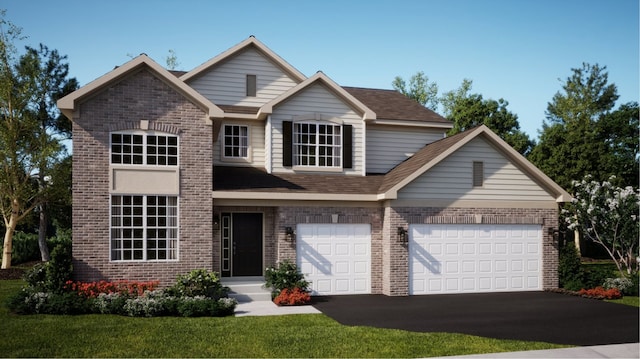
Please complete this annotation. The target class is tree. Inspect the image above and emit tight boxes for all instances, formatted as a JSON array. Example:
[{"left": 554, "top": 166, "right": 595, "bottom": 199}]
[
  {"left": 165, "top": 49, "right": 180, "bottom": 70},
  {"left": 529, "top": 63, "right": 625, "bottom": 190},
  {"left": 441, "top": 79, "right": 533, "bottom": 155},
  {"left": 392, "top": 71, "right": 439, "bottom": 110},
  {"left": 0, "top": 12, "right": 71, "bottom": 268},
  {"left": 596, "top": 102, "right": 639, "bottom": 187},
  {"left": 563, "top": 176, "right": 639, "bottom": 276},
  {"left": 18, "top": 44, "right": 77, "bottom": 261}
]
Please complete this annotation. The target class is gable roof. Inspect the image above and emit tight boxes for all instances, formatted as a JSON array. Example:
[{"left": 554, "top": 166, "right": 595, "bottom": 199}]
[
  {"left": 57, "top": 54, "right": 224, "bottom": 121},
  {"left": 378, "top": 125, "right": 572, "bottom": 202},
  {"left": 180, "top": 36, "right": 307, "bottom": 84},
  {"left": 344, "top": 87, "right": 452, "bottom": 127},
  {"left": 260, "top": 72, "right": 376, "bottom": 120}
]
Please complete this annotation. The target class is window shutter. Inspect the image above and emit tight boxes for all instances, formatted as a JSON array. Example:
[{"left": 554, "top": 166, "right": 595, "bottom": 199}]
[
  {"left": 342, "top": 124, "right": 353, "bottom": 169},
  {"left": 283, "top": 121, "right": 292, "bottom": 167},
  {"left": 473, "top": 161, "right": 484, "bottom": 187}
]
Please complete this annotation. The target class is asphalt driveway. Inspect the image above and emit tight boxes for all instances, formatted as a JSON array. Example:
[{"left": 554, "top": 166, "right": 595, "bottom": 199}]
[{"left": 311, "top": 291, "right": 639, "bottom": 346}]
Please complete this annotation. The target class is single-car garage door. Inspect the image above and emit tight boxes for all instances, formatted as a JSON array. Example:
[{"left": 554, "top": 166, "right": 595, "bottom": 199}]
[
  {"left": 409, "top": 224, "right": 541, "bottom": 295},
  {"left": 297, "top": 224, "right": 371, "bottom": 295}
]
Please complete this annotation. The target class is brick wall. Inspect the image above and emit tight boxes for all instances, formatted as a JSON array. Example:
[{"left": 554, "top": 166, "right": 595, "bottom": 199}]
[{"left": 72, "top": 69, "right": 213, "bottom": 286}]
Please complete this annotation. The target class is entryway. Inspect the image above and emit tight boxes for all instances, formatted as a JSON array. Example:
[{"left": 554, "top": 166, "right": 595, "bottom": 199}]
[{"left": 221, "top": 212, "right": 263, "bottom": 277}]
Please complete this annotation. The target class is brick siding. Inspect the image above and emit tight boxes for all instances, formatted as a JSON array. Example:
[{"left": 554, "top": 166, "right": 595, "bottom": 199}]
[{"left": 72, "top": 69, "right": 213, "bottom": 286}]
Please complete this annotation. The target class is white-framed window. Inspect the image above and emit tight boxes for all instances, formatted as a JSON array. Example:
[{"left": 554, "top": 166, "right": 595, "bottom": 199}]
[
  {"left": 293, "top": 122, "right": 341, "bottom": 167},
  {"left": 110, "top": 195, "right": 178, "bottom": 261},
  {"left": 111, "top": 132, "right": 178, "bottom": 166},
  {"left": 223, "top": 124, "right": 249, "bottom": 159}
]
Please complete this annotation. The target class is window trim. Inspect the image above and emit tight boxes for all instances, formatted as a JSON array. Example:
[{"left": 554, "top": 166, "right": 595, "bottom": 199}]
[
  {"left": 110, "top": 130, "right": 179, "bottom": 167},
  {"left": 221, "top": 124, "right": 252, "bottom": 162},
  {"left": 292, "top": 121, "right": 343, "bottom": 169},
  {"left": 109, "top": 195, "right": 179, "bottom": 262}
]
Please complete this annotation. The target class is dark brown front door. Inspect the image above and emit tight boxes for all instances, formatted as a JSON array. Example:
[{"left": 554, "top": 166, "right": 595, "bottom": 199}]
[{"left": 230, "top": 213, "right": 263, "bottom": 276}]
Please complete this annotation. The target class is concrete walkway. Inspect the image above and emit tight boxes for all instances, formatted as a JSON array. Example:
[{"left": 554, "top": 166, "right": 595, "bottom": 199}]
[{"left": 234, "top": 300, "right": 320, "bottom": 317}]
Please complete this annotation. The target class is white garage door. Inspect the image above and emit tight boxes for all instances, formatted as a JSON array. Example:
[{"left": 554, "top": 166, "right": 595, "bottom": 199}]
[
  {"left": 297, "top": 224, "right": 371, "bottom": 295},
  {"left": 409, "top": 224, "right": 541, "bottom": 295}
]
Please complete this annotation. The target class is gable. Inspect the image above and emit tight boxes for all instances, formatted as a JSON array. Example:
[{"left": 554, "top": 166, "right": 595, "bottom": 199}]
[
  {"left": 397, "top": 136, "right": 554, "bottom": 201},
  {"left": 186, "top": 46, "right": 300, "bottom": 107}
]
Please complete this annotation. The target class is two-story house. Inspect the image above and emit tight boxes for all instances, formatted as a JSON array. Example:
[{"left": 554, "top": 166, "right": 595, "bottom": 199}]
[{"left": 57, "top": 37, "right": 570, "bottom": 296}]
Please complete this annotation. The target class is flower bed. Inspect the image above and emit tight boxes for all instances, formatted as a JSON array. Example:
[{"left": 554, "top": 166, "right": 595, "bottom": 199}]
[
  {"left": 8, "top": 269, "right": 236, "bottom": 317},
  {"left": 264, "top": 260, "right": 311, "bottom": 306},
  {"left": 546, "top": 287, "right": 623, "bottom": 300}
]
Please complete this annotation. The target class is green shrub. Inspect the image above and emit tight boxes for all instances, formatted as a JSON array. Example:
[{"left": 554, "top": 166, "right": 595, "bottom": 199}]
[
  {"left": 45, "top": 238, "right": 73, "bottom": 292},
  {"left": 558, "top": 243, "right": 584, "bottom": 291},
  {"left": 264, "top": 259, "right": 310, "bottom": 297},
  {"left": 167, "top": 269, "right": 229, "bottom": 299},
  {"left": 7, "top": 288, "right": 92, "bottom": 315},
  {"left": 9, "top": 232, "right": 40, "bottom": 265}
]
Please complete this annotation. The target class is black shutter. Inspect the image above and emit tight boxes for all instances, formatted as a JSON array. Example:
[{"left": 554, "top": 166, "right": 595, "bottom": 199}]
[
  {"left": 342, "top": 124, "right": 353, "bottom": 169},
  {"left": 283, "top": 121, "right": 292, "bottom": 167}
]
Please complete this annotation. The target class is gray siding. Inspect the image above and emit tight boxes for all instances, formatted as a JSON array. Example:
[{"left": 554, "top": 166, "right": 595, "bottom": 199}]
[
  {"left": 367, "top": 125, "right": 446, "bottom": 173},
  {"left": 188, "top": 47, "right": 299, "bottom": 107},
  {"left": 398, "top": 137, "right": 554, "bottom": 201}
]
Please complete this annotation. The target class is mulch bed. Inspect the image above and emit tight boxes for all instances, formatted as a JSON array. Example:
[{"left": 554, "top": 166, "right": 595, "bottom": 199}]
[{"left": 0, "top": 261, "right": 41, "bottom": 280}]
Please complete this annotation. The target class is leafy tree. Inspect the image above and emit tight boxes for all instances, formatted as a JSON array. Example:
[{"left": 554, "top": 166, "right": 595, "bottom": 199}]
[
  {"left": 563, "top": 176, "right": 639, "bottom": 275},
  {"left": 392, "top": 71, "right": 439, "bottom": 110},
  {"left": 0, "top": 12, "right": 72, "bottom": 268},
  {"left": 441, "top": 79, "right": 533, "bottom": 155},
  {"left": 529, "top": 63, "right": 628, "bottom": 190},
  {"left": 165, "top": 49, "right": 180, "bottom": 70}
]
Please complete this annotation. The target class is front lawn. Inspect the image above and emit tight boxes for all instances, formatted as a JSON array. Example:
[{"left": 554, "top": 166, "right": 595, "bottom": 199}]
[{"left": 0, "top": 279, "right": 566, "bottom": 358}]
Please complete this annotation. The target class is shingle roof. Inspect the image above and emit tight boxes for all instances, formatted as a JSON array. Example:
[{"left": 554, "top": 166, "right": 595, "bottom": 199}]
[
  {"left": 343, "top": 87, "right": 451, "bottom": 124},
  {"left": 214, "top": 167, "right": 384, "bottom": 194}
]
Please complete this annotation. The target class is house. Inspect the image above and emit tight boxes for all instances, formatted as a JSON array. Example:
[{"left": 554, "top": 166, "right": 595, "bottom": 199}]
[{"left": 57, "top": 36, "right": 571, "bottom": 296}]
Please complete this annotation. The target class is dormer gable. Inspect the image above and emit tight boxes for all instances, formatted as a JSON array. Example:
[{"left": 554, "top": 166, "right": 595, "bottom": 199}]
[{"left": 181, "top": 37, "right": 307, "bottom": 108}]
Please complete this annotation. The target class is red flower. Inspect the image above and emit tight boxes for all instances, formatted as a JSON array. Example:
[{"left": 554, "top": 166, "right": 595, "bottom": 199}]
[
  {"left": 578, "top": 286, "right": 622, "bottom": 300},
  {"left": 274, "top": 287, "right": 311, "bottom": 306}
]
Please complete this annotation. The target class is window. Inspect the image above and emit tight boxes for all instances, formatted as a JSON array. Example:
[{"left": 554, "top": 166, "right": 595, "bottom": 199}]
[
  {"left": 246, "top": 74, "right": 256, "bottom": 97},
  {"left": 293, "top": 123, "right": 341, "bottom": 167},
  {"left": 223, "top": 125, "right": 249, "bottom": 158},
  {"left": 473, "top": 161, "right": 484, "bottom": 187},
  {"left": 111, "top": 132, "right": 178, "bottom": 166},
  {"left": 111, "top": 195, "right": 178, "bottom": 261}
]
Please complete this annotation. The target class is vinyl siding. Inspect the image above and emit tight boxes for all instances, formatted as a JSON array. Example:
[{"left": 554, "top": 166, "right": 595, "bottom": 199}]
[
  {"left": 367, "top": 125, "right": 446, "bottom": 173},
  {"left": 188, "top": 47, "right": 299, "bottom": 107},
  {"left": 214, "top": 121, "right": 265, "bottom": 167},
  {"left": 270, "top": 83, "right": 363, "bottom": 175},
  {"left": 398, "top": 137, "right": 554, "bottom": 201}
]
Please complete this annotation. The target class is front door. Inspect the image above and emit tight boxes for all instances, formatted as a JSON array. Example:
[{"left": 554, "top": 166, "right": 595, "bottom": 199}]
[{"left": 222, "top": 213, "right": 263, "bottom": 277}]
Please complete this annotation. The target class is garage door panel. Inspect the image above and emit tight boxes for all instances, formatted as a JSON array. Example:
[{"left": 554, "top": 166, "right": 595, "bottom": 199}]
[
  {"left": 410, "top": 224, "right": 541, "bottom": 295},
  {"left": 297, "top": 224, "right": 371, "bottom": 295}
]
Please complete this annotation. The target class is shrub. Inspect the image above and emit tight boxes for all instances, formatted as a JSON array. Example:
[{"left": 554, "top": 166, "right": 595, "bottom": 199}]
[
  {"left": 578, "top": 287, "right": 622, "bottom": 300},
  {"left": 8, "top": 232, "right": 40, "bottom": 265},
  {"left": 94, "top": 292, "right": 128, "bottom": 315},
  {"left": 167, "top": 269, "right": 229, "bottom": 299},
  {"left": 558, "top": 243, "right": 584, "bottom": 291},
  {"left": 273, "top": 287, "right": 311, "bottom": 306},
  {"left": 603, "top": 277, "right": 633, "bottom": 293},
  {"left": 7, "top": 288, "right": 92, "bottom": 315},
  {"left": 64, "top": 280, "right": 159, "bottom": 298},
  {"left": 264, "top": 260, "right": 310, "bottom": 298}
]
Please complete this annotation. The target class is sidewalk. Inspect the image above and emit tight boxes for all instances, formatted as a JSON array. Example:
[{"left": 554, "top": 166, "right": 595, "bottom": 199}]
[{"left": 443, "top": 343, "right": 639, "bottom": 358}]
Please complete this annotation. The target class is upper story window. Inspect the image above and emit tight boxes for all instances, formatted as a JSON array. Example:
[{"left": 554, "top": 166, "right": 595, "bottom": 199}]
[
  {"left": 111, "top": 132, "right": 178, "bottom": 166},
  {"left": 223, "top": 125, "right": 249, "bottom": 159},
  {"left": 293, "top": 122, "right": 342, "bottom": 167}
]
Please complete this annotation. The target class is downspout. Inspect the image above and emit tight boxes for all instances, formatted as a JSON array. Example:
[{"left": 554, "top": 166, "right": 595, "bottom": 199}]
[{"left": 266, "top": 115, "right": 272, "bottom": 174}]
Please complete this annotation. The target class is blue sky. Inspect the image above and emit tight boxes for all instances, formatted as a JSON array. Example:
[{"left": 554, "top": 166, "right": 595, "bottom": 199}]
[{"left": 4, "top": 0, "right": 638, "bottom": 140}]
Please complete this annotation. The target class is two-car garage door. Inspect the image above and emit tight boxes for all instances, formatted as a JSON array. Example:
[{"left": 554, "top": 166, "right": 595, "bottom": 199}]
[{"left": 410, "top": 224, "right": 542, "bottom": 295}]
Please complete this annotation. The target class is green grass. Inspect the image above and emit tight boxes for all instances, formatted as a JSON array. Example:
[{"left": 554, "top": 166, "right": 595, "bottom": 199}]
[
  {"left": 0, "top": 280, "right": 567, "bottom": 358},
  {"left": 607, "top": 296, "right": 640, "bottom": 307}
]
